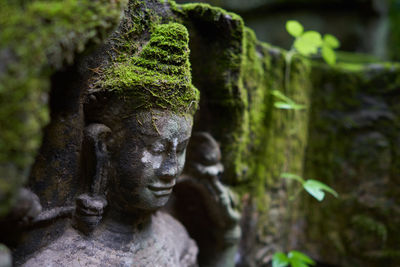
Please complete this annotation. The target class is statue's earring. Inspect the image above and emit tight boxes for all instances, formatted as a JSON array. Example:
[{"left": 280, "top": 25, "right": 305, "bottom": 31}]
[{"left": 73, "top": 123, "right": 111, "bottom": 235}]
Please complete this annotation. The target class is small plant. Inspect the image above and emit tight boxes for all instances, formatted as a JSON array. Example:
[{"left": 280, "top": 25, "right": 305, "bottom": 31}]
[
  {"left": 271, "top": 90, "right": 305, "bottom": 110},
  {"left": 280, "top": 172, "right": 338, "bottom": 201},
  {"left": 273, "top": 21, "right": 341, "bottom": 111},
  {"left": 270, "top": 21, "right": 341, "bottom": 266},
  {"left": 286, "top": 20, "right": 340, "bottom": 65},
  {"left": 272, "top": 250, "right": 315, "bottom": 267},
  {"left": 271, "top": 173, "right": 338, "bottom": 266}
]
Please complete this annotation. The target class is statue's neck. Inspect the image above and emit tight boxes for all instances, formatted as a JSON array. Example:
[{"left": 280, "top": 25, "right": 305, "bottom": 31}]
[
  {"left": 103, "top": 202, "right": 153, "bottom": 234},
  {"left": 88, "top": 206, "right": 153, "bottom": 248}
]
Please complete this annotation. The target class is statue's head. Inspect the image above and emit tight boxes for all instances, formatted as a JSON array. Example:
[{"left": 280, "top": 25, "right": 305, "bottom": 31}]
[{"left": 84, "top": 23, "right": 199, "bottom": 213}]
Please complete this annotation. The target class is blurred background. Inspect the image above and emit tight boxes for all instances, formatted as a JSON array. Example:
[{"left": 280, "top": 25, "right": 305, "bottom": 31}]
[
  {"left": 175, "top": 1, "right": 400, "bottom": 266},
  {"left": 176, "top": 0, "right": 400, "bottom": 61}
]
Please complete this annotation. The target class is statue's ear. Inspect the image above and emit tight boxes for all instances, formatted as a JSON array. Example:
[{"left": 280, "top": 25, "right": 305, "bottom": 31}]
[
  {"left": 74, "top": 124, "right": 111, "bottom": 234},
  {"left": 82, "top": 123, "right": 112, "bottom": 196}
]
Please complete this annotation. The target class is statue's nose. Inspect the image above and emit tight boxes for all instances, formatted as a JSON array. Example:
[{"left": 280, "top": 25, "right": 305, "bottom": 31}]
[{"left": 158, "top": 155, "right": 178, "bottom": 182}]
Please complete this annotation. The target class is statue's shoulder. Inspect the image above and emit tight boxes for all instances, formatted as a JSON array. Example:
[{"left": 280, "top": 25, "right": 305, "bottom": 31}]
[
  {"left": 20, "top": 226, "right": 137, "bottom": 266},
  {"left": 20, "top": 213, "right": 198, "bottom": 267},
  {"left": 19, "top": 226, "right": 135, "bottom": 266},
  {"left": 19, "top": 227, "right": 93, "bottom": 266},
  {"left": 153, "top": 211, "right": 198, "bottom": 266}
]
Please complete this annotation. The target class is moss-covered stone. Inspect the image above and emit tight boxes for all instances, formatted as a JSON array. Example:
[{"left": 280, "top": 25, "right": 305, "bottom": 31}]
[
  {"left": 170, "top": 4, "right": 400, "bottom": 266},
  {"left": 169, "top": 2, "right": 310, "bottom": 201},
  {"left": 98, "top": 22, "right": 199, "bottom": 115},
  {"left": 167, "top": 4, "right": 312, "bottom": 264},
  {"left": 389, "top": 0, "right": 400, "bottom": 61},
  {"left": 170, "top": 3, "right": 248, "bottom": 183},
  {"left": 0, "top": 0, "right": 127, "bottom": 215},
  {"left": 300, "top": 62, "right": 400, "bottom": 266}
]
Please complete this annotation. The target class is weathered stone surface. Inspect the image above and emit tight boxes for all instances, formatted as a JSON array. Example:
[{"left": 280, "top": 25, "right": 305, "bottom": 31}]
[
  {"left": 165, "top": 6, "right": 312, "bottom": 265},
  {"left": 296, "top": 62, "right": 400, "bottom": 267},
  {"left": 21, "top": 211, "right": 197, "bottom": 267},
  {"left": 0, "top": 0, "right": 128, "bottom": 216}
]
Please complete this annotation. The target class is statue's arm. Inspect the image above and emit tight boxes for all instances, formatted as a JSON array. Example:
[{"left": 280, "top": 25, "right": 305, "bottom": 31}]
[{"left": 194, "top": 176, "right": 241, "bottom": 267}]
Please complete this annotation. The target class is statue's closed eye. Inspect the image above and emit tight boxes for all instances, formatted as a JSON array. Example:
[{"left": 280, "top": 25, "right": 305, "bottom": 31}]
[{"left": 150, "top": 142, "right": 165, "bottom": 154}]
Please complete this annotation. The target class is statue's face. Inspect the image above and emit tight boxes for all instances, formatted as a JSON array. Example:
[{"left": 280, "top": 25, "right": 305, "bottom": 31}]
[{"left": 109, "top": 110, "right": 193, "bottom": 212}]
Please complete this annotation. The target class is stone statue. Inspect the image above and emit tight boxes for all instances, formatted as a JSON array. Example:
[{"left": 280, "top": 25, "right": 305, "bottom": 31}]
[
  {"left": 172, "top": 132, "right": 241, "bottom": 266},
  {"left": 14, "top": 22, "right": 240, "bottom": 266}
]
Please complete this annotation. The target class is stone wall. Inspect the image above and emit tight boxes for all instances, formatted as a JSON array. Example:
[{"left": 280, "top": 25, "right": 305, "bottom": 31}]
[
  {"left": 297, "top": 62, "right": 400, "bottom": 266},
  {"left": 0, "top": 0, "right": 128, "bottom": 216},
  {"left": 1, "top": 1, "right": 400, "bottom": 266}
]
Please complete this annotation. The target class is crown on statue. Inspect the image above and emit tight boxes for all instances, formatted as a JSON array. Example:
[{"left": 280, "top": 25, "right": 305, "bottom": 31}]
[{"left": 99, "top": 22, "right": 199, "bottom": 115}]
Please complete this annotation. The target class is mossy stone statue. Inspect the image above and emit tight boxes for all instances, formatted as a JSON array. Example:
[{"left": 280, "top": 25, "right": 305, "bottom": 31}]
[{"left": 16, "top": 22, "right": 240, "bottom": 267}]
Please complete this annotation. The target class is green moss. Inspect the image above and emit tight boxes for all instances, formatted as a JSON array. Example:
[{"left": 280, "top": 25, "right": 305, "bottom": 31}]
[
  {"left": 0, "top": 0, "right": 127, "bottom": 215},
  {"left": 98, "top": 22, "right": 199, "bottom": 115},
  {"left": 352, "top": 215, "right": 388, "bottom": 243},
  {"left": 301, "top": 62, "right": 400, "bottom": 266},
  {"left": 234, "top": 27, "right": 266, "bottom": 199},
  {"left": 168, "top": 2, "right": 311, "bottom": 214},
  {"left": 179, "top": 2, "right": 242, "bottom": 23},
  {"left": 167, "top": 2, "right": 249, "bottom": 184},
  {"left": 227, "top": 26, "right": 311, "bottom": 209},
  {"left": 389, "top": 0, "right": 400, "bottom": 61}
]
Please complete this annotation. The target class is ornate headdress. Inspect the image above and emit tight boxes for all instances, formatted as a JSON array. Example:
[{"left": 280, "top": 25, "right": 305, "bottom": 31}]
[{"left": 98, "top": 23, "right": 199, "bottom": 115}]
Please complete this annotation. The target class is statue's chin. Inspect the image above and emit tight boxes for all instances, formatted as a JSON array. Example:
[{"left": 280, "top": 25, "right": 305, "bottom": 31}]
[
  {"left": 140, "top": 196, "right": 170, "bottom": 212},
  {"left": 123, "top": 190, "right": 172, "bottom": 212}
]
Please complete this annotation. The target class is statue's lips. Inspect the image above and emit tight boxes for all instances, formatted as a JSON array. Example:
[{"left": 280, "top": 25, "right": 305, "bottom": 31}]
[{"left": 148, "top": 184, "right": 175, "bottom": 197}]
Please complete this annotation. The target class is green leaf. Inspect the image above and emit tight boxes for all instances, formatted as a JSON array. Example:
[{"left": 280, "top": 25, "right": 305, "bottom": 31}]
[
  {"left": 281, "top": 173, "right": 305, "bottom": 183},
  {"left": 290, "top": 260, "right": 309, "bottom": 267},
  {"left": 302, "top": 31, "right": 323, "bottom": 46},
  {"left": 274, "top": 102, "right": 306, "bottom": 110},
  {"left": 271, "top": 90, "right": 295, "bottom": 104},
  {"left": 308, "top": 179, "right": 338, "bottom": 197},
  {"left": 322, "top": 45, "right": 336, "bottom": 65},
  {"left": 294, "top": 39, "right": 317, "bottom": 56},
  {"left": 271, "top": 91, "right": 306, "bottom": 110},
  {"left": 274, "top": 102, "right": 293, "bottom": 109},
  {"left": 323, "top": 34, "right": 340, "bottom": 48},
  {"left": 303, "top": 181, "right": 325, "bottom": 201},
  {"left": 303, "top": 179, "right": 338, "bottom": 201},
  {"left": 294, "top": 31, "right": 322, "bottom": 56},
  {"left": 286, "top": 20, "right": 304, "bottom": 37},
  {"left": 272, "top": 252, "right": 290, "bottom": 267},
  {"left": 288, "top": 251, "right": 315, "bottom": 265}
]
